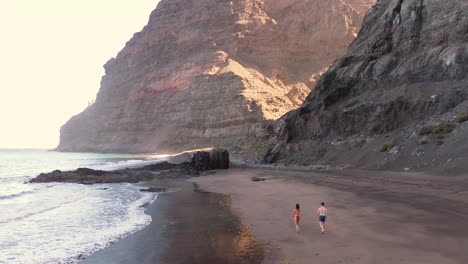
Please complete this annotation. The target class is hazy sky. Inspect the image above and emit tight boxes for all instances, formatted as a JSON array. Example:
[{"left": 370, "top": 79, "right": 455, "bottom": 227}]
[{"left": 0, "top": 1, "right": 159, "bottom": 149}]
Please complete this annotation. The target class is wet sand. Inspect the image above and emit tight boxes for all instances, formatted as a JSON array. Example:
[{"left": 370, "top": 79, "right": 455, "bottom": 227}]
[
  {"left": 83, "top": 180, "right": 263, "bottom": 264},
  {"left": 191, "top": 168, "right": 468, "bottom": 264}
]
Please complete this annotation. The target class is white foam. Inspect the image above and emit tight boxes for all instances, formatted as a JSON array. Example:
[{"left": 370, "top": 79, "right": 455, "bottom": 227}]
[
  {"left": 0, "top": 184, "right": 158, "bottom": 264},
  {"left": 0, "top": 150, "right": 167, "bottom": 264},
  {"left": 91, "top": 157, "right": 169, "bottom": 171}
]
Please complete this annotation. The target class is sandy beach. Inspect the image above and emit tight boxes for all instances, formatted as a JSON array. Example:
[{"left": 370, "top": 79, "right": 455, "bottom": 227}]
[
  {"left": 191, "top": 168, "right": 468, "bottom": 264},
  {"left": 83, "top": 179, "right": 263, "bottom": 264},
  {"left": 81, "top": 166, "right": 468, "bottom": 264}
]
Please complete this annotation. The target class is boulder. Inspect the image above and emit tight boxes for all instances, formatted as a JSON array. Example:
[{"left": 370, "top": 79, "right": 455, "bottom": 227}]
[
  {"left": 140, "top": 187, "right": 168, "bottom": 193},
  {"left": 251, "top": 177, "right": 266, "bottom": 182},
  {"left": 190, "top": 149, "right": 230, "bottom": 171}
]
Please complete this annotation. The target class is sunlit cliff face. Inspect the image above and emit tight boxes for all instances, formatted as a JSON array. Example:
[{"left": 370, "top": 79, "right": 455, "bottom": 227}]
[{"left": 57, "top": 0, "right": 375, "bottom": 153}]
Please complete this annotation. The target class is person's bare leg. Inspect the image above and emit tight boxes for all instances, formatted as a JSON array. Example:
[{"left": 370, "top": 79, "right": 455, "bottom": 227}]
[
  {"left": 319, "top": 222, "right": 324, "bottom": 233},
  {"left": 295, "top": 220, "right": 299, "bottom": 232}
]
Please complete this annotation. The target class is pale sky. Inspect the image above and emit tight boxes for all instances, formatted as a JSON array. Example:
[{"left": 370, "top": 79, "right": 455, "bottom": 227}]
[{"left": 0, "top": 0, "right": 159, "bottom": 149}]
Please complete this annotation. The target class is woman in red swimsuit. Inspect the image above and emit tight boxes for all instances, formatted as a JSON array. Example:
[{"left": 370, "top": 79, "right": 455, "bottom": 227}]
[{"left": 293, "top": 203, "right": 301, "bottom": 232}]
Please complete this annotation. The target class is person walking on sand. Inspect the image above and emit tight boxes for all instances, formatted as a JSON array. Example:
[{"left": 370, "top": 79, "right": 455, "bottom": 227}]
[
  {"left": 317, "top": 202, "right": 327, "bottom": 234},
  {"left": 293, "top": 204, "right": 301, "bottom": 232}
]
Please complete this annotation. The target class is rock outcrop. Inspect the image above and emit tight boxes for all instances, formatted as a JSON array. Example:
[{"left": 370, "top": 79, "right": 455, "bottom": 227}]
[
  {"left": 264, "top": 0, "right": 468, "bottom": 173},
  {"left": 30, "top": 150, "right": 230, "bottom": 184},
  {"left": 57, "top": 0, "right": 373, "bottom": 153},
  {"left": 29, "top": 162, "right": 187, "bottom": 184},
  {"left": 190, "top": 149, "right": 230, "bottom": 171}
]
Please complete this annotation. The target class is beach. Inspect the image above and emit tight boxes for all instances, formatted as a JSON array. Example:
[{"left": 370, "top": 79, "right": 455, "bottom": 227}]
[
  {"left": 191, "top": 167, "right": 468, "bottom": 264},
  {"left": 81, "top": 166, "right": 468, "bottom": 263},
  {"left": 83, "top": 179, "right": 263, "bottom": 264},
  {"left": 3, "top": 0, "right": 466, "bottom": 263}
]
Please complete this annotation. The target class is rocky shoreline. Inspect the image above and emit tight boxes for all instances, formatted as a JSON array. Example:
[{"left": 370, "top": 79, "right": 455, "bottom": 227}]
[{"left": 30, "top": 149, "right": 230, "bottom": 184}]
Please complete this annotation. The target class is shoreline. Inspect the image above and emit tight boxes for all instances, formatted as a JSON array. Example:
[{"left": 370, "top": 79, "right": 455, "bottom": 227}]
[
  {"left": 76, "top": 164, "right": 468, "bottom": 263},
  {"left": 83, "top": 179, "right": 263, "bottom": 264}
]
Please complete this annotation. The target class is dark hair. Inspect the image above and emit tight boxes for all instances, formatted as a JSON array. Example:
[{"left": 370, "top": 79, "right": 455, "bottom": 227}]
[
  {"left": 321, "top": 202, "right": 325, "bottom": 206},
  {"left": 296, "top": 204, "right": 300, "bottom": 210}
]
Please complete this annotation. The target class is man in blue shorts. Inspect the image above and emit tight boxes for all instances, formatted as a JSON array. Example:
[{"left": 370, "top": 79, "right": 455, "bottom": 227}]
[{"left": 317, "top": 202, "right": 328, "bottom": 233}]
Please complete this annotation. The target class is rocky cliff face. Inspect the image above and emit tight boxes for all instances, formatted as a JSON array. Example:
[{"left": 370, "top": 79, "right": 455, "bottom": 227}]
[
  {"left": 57, "top": 0, "right": 373, "bottom": 153},
  {"left": 264, "top": 0, "right": 468, "bottom": 173}
]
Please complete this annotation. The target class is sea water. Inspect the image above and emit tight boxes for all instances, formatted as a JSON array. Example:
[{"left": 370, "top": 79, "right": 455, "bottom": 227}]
[{"left": 0, "top": 149, "right": 165, "bottom": 263}]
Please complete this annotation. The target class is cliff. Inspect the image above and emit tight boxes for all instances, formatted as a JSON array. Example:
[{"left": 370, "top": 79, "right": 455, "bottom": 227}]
[
  {"left": 264, "top": 0, "right": 468, "bottom": 174},
  {"left": 57, "top": 0, "right": 373, "bottom": 153}
]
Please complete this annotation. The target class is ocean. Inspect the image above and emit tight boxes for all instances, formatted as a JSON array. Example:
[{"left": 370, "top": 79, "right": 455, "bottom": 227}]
[{"left": 0, "top": 149, "right": 166, "bottom": 264}]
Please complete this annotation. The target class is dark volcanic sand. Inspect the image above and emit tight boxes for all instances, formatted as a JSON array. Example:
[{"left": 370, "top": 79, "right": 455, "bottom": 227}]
[
  {"left": 83, "top": 181, "right": 263, "bottom": 264},
  {"left": 193, "top": 168, "right": 468, "bottom": 264}
]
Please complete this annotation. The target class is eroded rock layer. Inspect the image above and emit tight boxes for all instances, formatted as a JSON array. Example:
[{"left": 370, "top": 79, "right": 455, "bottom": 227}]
[
  {"left": 57, "top": 0, "right": 373, "bottom": 152},
  {"left": 265, "top": 0, "right": 468, "bottom": 173}
]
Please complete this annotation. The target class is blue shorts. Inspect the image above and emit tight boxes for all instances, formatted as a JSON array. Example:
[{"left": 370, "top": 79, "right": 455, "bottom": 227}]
[{"left": 319, "top": 215, "right": 326, "bottom": 222}]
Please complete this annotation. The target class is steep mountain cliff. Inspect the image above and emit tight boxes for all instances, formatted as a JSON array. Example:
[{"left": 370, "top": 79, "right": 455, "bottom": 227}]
[
  {"left": 264, "top": 0, "right": 468, "bottom": 174},
  {"left": 57, "top": 0, "right": 373, "bottom": 152}
]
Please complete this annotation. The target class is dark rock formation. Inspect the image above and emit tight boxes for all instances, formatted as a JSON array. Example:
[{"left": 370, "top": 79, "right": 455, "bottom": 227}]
[
  {"left": 140, "top": 187, "right": 168, "bottom": 192},
  {"left": 30, "top": 151, "right": 230, "bottom": 184},
  {"left": 190, "top": 149, "right": 230, "bottom": 171},
  {"left": 57, "top": 0, "right": 373, "bottom": 153},
  {"left": 30, "top": 166, "right": 186, "bottom": 184},
  {"left": 251, "top": 177, "right": 266, "bottom": 182},
  {"left": 137, "top": 162, "right": 180, "bottom": 171},
  {"left": 264, "top": 0, "right": 468, "bottom": 173}
]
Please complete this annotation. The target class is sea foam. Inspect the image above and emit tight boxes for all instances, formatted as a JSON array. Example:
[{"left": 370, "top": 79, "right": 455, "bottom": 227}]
[{"left": 0, "top": 150, "right": 162, "bottom": 264}]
